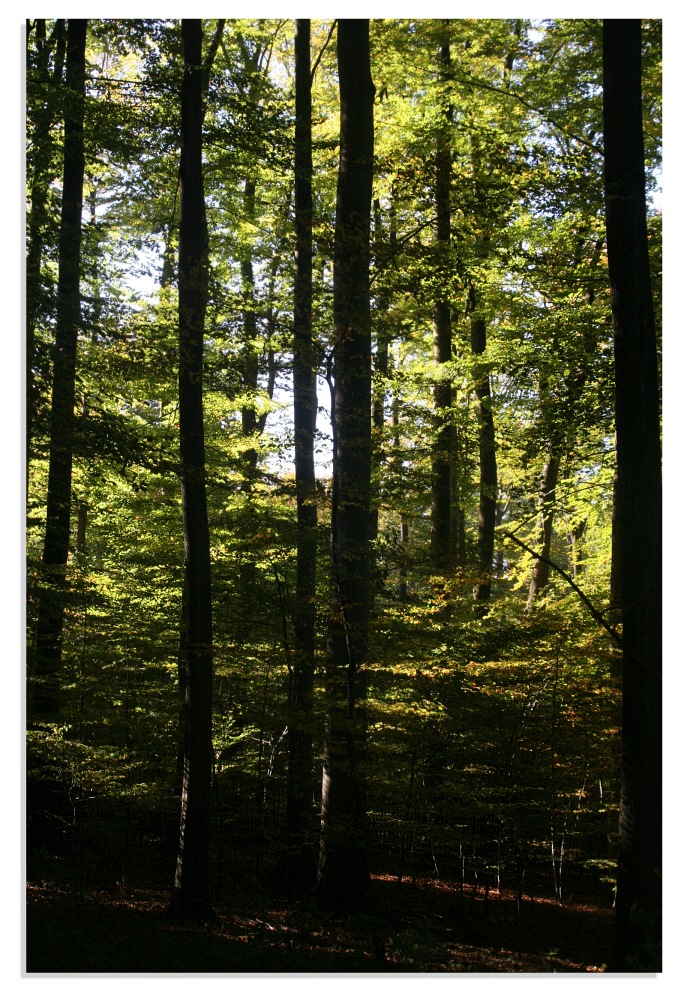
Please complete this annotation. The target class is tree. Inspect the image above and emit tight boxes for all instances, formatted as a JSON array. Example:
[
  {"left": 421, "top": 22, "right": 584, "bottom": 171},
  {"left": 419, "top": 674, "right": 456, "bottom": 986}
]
[
  {"left": 470, "top": 271, "right": 497, "bottom": 616},
  {"left": 602, "top": 18, "right": 662, "bottom": 971},
  {"left": 316, "top": 18, "right": 374, "bottom": 913},
  {"left": 286, "top": 17, "right": 318, "bottom": 884},
  {"left": 31, "top": 19, "right": 87, "bottom": 721},
  {"left": 430, "top": 37, "right": 455, "bottom": 576},
  {"left": 524, "top": 452, "right": 560, "bottom": 614},
  {"left": 26, "top": 19, "right": 66, "bottom": 471},
  {"left": 172, "top": 18, "right": 214, "bottom": 919}
]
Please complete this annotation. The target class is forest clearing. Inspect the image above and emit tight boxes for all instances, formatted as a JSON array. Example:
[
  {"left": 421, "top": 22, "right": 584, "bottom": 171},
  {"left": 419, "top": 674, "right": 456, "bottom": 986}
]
[{"left": 25, "top": 17, "right": 661, "bottom": 974}]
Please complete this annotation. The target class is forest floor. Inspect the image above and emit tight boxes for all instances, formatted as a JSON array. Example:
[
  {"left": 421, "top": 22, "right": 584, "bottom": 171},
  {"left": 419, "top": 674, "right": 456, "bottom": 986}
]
[{"left": 26, "top": 856, "right": 614, "bottom": 974}]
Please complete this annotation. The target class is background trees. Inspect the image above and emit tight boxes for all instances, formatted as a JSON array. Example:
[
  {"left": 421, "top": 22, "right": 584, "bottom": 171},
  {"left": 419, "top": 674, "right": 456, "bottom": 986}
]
[{"left": 26, "top": 17, "right": 662, "bottom": 971}]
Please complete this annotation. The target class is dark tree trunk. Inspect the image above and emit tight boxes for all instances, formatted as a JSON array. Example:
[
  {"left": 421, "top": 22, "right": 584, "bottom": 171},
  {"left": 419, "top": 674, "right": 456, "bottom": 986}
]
[
  {"left": 240, "top": 178, "right": 259, "bottom": 482},
  {"left": 286, "top": 18, "right": 318, "bottom": 887},
  {"left": 609, "top": 446, "right": 623, "bottom": 629},
  {"left": 316, "top": 18, "right": 374, "bottom": 914},
  {"left": 525, "top": 452, "right": 560, "bottom": 615},
  {"left": 173, "top": 18, "right": 214, "bottom": 921},
  {"left": 31, "top": 19, "right": 86, "bottom": 722},
  {"left": 603, "top": 18, "right": 662, "bottom": 972},
  {"left": 569, "top": 519, "right": 586, "bottom": 577},
  {"left": 470, "top": 290, "right": 497, "bottom": 616},
  {"left": 430, "top": 40, "right": 453, "bottom": 575},
  {"left": 26, "top": 19, "right": 66, "bottom": 469},
  {"left": 235, "top": 177, "right": 260, "bottom": 640},
  {"left": 391, "top": 383, "right": 409, "bottom": 602},
  {"left": 370, "top": 198, "right": 390, "bottom": 549}
]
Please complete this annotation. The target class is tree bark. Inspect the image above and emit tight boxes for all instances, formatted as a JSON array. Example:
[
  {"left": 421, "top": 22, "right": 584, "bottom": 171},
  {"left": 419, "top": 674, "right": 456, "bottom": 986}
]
[
  {"left": 525, "top": 452, "right": 560, "bottom": 615},
  {"left": 173, "top": 18, "right": 214, "bottom": 920},
  {"left": 286, "top": 18, "right": 318, "bottom": 886},
  {"left": 603, "top": 18, "right": 662, "bottom": 971},
  {"left": 609, "top": 446, "right": 623, "bottom": 630},
  {"left": 316, "top": 18, "right": 374, "bottom": 914},
  {"left": 31, "top": 19, "right": 87, "bottom": 722},
  {"left": 470, "top": 288, "right": 497, "bottom": 616},
  {"left": 26, "top": 19, "right": 66, "bottom": 469},
  {"left": 430, "top": 40, "right": 454, "bottom": 575}
]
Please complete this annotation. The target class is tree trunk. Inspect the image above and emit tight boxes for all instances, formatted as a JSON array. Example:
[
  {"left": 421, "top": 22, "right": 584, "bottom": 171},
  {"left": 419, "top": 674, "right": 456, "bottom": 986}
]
[
  {"left": 240, "top": 178, "right": 259, "bottom": 482},
  {"left": 31, "top": 19, "right": 87, "bottom": 722},
  {"left": 603, "top": 18, "right": 662, "bottom": 971},
  {"left": 391, "top": 377, "right": 409, "bottom": 602},
  {"left": 609, "top": 446, "right": 623, "bottom": 629},
  {"left": 470, "top": 289, "right": 497, "bottom": 616},
  {"left": 316, "top": 18, "right": 374, "bottom": 914},
  {"left": 286, "top": 17, "right": 318, "bottom": 887},
  {"left": 370, "top": 199, "right": 390, "bottom": 546},
  {"left": 525, "top": 452, "right": 560, "bottom": 615},
  {"left": 173, "top": 18, "right": 214, "bottom": 920},
  {"left": 26, "top": 19, "right": 66, "bottom": 470},
  {"left": 430, "top": 40, "right": 453, "bottom": 575}
]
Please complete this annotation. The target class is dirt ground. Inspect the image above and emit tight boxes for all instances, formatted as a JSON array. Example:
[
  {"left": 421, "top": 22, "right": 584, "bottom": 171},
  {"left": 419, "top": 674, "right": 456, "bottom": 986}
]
[{"left": 26, "top": 860, "right": 614, "bottom": 973}]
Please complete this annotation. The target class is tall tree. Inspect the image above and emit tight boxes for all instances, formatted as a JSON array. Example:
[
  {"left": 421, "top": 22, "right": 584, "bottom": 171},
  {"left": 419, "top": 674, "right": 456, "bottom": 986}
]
[
  {"left": 470, "top": 273, "right": 497, "bottom": 616},
  {"left": 603, "top": 19, "right": 662, "bottom": 971},
  {"left": 31, "top": 18, "right": 87, "bottom": 721},
  {"left": 173, "top": 18, "right": 214, "bottom": 919},
  {"left": 26, "top": 19, "right": 66, "bottom": 470},
  {"left": 430, "top": 38, "right": 455, "bottom": 576},
  {"left": 286, "top": 17, "right": 318, "bottom": 884},
  {"left": 316, "top": 18, "right": 374, "bottom": 913},
  {"left": 524, "top": 452, "right": 560, "bottom": 614}
]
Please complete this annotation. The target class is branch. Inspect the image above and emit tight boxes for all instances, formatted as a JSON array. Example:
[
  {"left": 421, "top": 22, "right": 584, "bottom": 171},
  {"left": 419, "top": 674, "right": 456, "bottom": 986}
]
[
  {"left": 502, "top": 530, "right": 660, "bottom": 680},
  {"left": 311, "top": 20, "right": 337, "bottom": 85},
  {"left": 449, "top": 68, "right": 604, "bottom": 157},
  {"left": 203, "top": 18, "right": 225, "bottom": 96}
]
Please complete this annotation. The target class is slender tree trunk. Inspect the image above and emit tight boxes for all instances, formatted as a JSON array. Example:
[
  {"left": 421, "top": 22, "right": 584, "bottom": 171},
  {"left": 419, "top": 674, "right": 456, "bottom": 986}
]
[
  {"left": 568, "top": 519, "right": 586, "bottom": 577},
  {"left": 525, "top": 452, "right": 560, "bottom": 615},
  {"left": 603, "top": 18, "right": 662, "bottom": 971},
  {"left": 26, "top": 19, "right": 66, "bottom": 469},
  {"left": 31, "top": 19, "right": 86, "bottom": 722},
  {"left": 391, "top": 375, "right": 409, "bottom": 602},
  {"left": 173, "top": 18, "right": 214, "bottom": 920},
  {"left": 470, "top": 286, "right": 497, "bottom": 616},
  {"left": 430, "top": 40, "right": 454, "bottom": 575},
  {"left": 317, "top": 18, "right": 374, "bottom": 914},
  {"left": 240, "top": 178, "right": 259, "bottom": 481},
  {"left": 370, "top": 198, "right": 390, "bottom": 547},
  {"left": 609, "top": 446, "right": 623, "bottom": 629},
  {"left": 286, "top": 18, "right": 318, "bottom": 886}
]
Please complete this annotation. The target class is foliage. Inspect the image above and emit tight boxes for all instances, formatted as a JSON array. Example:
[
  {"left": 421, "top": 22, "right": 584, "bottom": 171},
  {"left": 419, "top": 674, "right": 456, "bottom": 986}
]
[{"left": 25, "top": 16, "right": 662, "bottom": 968}]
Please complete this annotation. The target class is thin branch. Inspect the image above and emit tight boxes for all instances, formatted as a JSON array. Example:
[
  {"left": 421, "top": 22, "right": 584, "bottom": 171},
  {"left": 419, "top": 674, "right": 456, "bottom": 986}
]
[
  {"left": 311, "top": 20, "right": 337, "bottom": 85},
  {"left": 448, "top": 67, "right": 604, "bottom": 157},
  {"left": 502, "top": 529, "right": 660, "bottom": 680}
]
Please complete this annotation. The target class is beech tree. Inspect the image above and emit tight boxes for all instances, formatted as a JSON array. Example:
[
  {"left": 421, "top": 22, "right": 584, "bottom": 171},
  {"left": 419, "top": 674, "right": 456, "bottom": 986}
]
[
  {"left": 26, "top": 19, "right": 66, "bottom": 469},
  {"left": 430, "top": 37, "right": 455, "bottom": 576},
  {"left": 173, "top": 18, "right": 214, "bottom": 919},
  {"left": 603, "top": 18, "right": 662, "bottom": 972},
  {"left": 31, "top": 19, "right": 87, "bottom": 721},
  {"left": 316, "top": 18, "right": 374, "bottom": 914},
  {"left": 286, "top": 16, "right": 318, "bottom": 884}
]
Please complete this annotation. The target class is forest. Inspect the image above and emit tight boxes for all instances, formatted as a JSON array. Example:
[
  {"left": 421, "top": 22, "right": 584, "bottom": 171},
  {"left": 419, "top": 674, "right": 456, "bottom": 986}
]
[{"left": 25, "top": 17, "right": 662, "bottom": 975}]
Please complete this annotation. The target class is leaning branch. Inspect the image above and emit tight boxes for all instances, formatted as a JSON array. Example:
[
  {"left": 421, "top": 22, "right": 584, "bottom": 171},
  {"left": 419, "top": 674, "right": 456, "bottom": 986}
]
[
  {"left": 503, "top": 530, "right": 660, "bottom": 680},
  {"left": 311, "top": 20, "right": 337, "bottom": 85}
]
